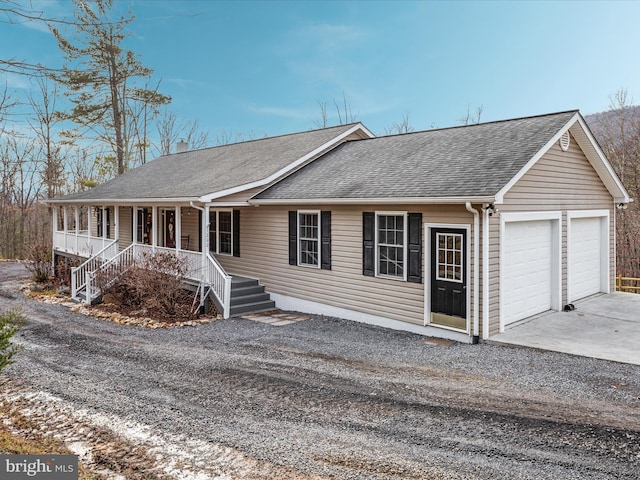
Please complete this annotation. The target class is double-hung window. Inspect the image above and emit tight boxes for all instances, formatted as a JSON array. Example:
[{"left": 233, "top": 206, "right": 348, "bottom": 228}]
[
  {"left": 209, "top": 210, "right": 236, "bottom": 256},
  {"left": 298, "top": 211, "right": 320, "bottom": 267},
  {"left": 376, "top": 213, "right": 407, "bottom": 280}
]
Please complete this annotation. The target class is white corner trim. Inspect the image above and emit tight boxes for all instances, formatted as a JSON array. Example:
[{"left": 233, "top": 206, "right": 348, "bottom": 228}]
[
  {"left": 199, "top": 124, "right": 374, "bottom": 203},
  {"left": 269, "top": 292, "right": 474, "bottom": 343},
  {"left": 494, "top": 112, "right": 581, "bottom": 204}
]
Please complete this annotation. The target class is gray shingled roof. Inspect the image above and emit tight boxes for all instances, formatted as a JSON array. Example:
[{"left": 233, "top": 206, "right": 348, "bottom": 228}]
[
  {"left": 53, "top": 123, "right": 361, "bottom": 202},
  {"left": 255, "top": 111, "right": 579, "bottom": 201}
]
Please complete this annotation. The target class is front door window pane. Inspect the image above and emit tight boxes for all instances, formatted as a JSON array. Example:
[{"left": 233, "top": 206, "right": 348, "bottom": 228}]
[{"left": 436, "top": 233, "right": 463, "bottom": 282}]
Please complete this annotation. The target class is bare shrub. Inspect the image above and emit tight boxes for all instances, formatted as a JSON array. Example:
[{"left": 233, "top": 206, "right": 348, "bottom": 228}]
[
  {"left": 24, "top": 243, "right": 51, "bottom": 283},
  {"left": 133, "top": 251, "right": 190, "bottom": 317},
  {"left": 96, "top": 251, "right": 193, "bottom": 320},
  {"left": 53, "top": 255, "right": 82, "bottom": 287}
]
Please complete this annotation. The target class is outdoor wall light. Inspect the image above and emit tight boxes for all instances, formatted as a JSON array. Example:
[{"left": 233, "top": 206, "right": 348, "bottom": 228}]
[
  {"left": 483, "top": 204, "right": 498, "bottom": 216},
  {"left": 617, "top": 203, "right": 628, "bottom": 210}
]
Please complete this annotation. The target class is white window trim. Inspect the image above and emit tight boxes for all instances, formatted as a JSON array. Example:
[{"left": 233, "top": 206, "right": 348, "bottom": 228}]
[
  {"left": 209, "top": 208, "right": 234, "bottom": 256},
  {"left": 297, "top": 210, "right": 321, "bottom": 268},
  {"left": 375, "top": 211, "right": 408, "bottom": 281}
]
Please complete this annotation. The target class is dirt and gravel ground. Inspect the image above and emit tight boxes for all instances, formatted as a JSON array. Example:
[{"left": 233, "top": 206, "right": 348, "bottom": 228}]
[{"left": 1, "top": 260, "right": 639, "bottom": 479}]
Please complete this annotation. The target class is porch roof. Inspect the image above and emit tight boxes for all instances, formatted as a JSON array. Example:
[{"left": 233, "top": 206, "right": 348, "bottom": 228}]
[
  {"left": 254, "top": 110, "right": 604, "bottom": 202},
  {"left": 50, "top": 123, "right": 370, "bottom": 204}
]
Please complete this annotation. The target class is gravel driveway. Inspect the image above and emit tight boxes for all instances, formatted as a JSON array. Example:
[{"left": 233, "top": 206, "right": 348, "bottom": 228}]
[{"left": 1, "top": 261, "right": 639, "bottom": 479}]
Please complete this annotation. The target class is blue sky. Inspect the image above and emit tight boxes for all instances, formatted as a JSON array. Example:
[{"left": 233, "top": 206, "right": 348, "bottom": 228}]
[{"left": 2, "top": 0, "right": 640, "bottom": 140}]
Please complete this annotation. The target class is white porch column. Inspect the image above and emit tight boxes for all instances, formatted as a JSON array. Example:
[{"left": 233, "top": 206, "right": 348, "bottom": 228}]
[
  {"left": 74, "top": 206, "right": 80, "bottom": 254},
  {"left": 101, "top": 206, "right": 107, "bottom": 250},
  {"left": 132, "top": 207, "right": 138, "bottom": 245},
  {"left": 152, "top": 206, "right": 158, "bottom": 249},
  {"left": 175, "top": 206, "right": 181, "bottom": 251},
  {"left": 52, "top": 206, "right": 58, "bottom": 264},
  {"left": 113, "top": 205, "right": 119, "bottom": 245},
  {"left": 87, "top": 206, "right": 92, "bottom": 252},
  {"left": 203, "top": 205, "right": 210, "bottom": 254},
  {"left": 63, "top": 206, "right": 68, "bottom": 251}
]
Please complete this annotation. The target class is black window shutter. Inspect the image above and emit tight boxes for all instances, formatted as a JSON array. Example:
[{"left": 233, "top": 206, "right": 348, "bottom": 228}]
[
  {"left": 288, "top": 211, "right": 297, "bottom": 265},
  {"left": 233, "top": 209, "right": 240, "bottom": 257},
  {"left": 321, "top": 211, "right": 331, "bottom": 270},
  {"left": 407, "top": 212, "right": 422, "bottom": 283},
  {"left": 362, "top": 212, "right": 375, "bottom": 276}
]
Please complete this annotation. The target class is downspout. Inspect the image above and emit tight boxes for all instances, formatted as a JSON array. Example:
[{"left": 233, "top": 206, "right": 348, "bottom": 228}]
[
  {"left": 482, "top": 204, "right": 490, "bottom": 340},
  {"left": 465, "top": 202, "right": 480, "bottom": 344}
]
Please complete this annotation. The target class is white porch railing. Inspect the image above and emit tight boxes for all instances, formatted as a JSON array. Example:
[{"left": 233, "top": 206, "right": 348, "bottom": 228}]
[
  {"left": 54, "top": 230, "right": 115, "bottom": 258},
  {"left": 205, "top": 252, "right": 232, "bottom": 318},
  {"left": 70, "top": 239, "right": 119, "bottom": 302}
]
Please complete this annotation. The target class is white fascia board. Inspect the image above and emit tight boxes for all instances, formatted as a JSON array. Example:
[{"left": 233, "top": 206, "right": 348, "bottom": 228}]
[
  {"left": 48, "top": 197, "right": 199, "bottom": 205},
  {"left": 494, "top": 112, "right": 581, "bottom": 204},
  {"left": 250, "top": 196, "right": 495, "bottom": 206},
  {"left": 209, "top": 202, "right": 251, "bottom": 207},
  {"left": 573, "top": 115, "right": 631, "bottom": 203},
  {"left": 199, "top": 123, "right": 375, "bottom": 203}
]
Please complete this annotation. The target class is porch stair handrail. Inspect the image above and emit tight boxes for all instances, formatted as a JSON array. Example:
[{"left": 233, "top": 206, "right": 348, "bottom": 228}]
[
  {"left": 71, "top": 239, "right": 119, "bottom": 302},
  {"left": 85, "top": 244, "right": 137, "bottom": 304},
  {"left": 205, "top": 252, "right": 232, "bottom": 318}
]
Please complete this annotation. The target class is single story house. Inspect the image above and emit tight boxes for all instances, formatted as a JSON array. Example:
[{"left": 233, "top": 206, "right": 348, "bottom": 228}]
[{"left": 49, "top": 110, "right": 631, "bottom": 343}]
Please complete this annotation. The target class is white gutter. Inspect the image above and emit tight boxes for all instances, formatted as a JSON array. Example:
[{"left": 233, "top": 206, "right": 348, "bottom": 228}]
[
  {"left": 465, "top": 202, "right": 480, "bottom": 343},
  {"left": 251, "top": 196, "right": 496, "bottom": 206},
  {"left": 48, "top": 197, "right": 198, "bottom": 205}
]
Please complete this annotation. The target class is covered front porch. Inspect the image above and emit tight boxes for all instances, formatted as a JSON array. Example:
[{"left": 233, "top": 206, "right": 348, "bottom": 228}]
[{"left": 51, "top": 203, "right": 273, "bottom": 318}]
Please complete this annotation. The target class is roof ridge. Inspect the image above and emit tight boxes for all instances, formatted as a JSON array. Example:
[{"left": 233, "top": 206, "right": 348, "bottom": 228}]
[
  {"left": 378, "top": 109, "right": 580, "bottom": 140},
  {"left": 168, "top": 122, "right": 363, "bottom": 157}
]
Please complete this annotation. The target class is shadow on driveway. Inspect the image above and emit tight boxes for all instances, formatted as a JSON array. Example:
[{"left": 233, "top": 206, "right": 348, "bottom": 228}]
[{"left": 489, "top": 292, "right": 640, "bottom": 365}]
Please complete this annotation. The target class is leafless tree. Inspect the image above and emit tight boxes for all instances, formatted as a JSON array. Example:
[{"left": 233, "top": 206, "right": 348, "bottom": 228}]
[
  {"left": 27, "top": 76, "right": 65, "bottom": 200},
  {"left": 459, "top": 104, "right": 484, "bottom": 125},
  {"left": 593, "top": 88, "right": 640, "bottom": 277},
  {"left": 155, "top": 110, "right": 209, "bottom": 155},
  {"left": 313, "top": 92, "right": 358, "bottom": 128},
  {"left": 384, "top": 113, "right": 415, "bottom": 135}
]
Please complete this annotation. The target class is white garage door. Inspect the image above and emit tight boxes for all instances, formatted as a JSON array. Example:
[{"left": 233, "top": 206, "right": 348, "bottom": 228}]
[
  {"left": 569, "top": 217, "right": 602, "bottom": 302},
  {"left": 503, "top": 220, "right": 553, "bottom": 325}
]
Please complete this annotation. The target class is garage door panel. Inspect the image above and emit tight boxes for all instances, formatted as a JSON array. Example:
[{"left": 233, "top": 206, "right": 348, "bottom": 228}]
[
  {"left": 569, "top": 217, "right": 602, "bottom": 301},
  {"left": 503, "top": 220, "right": 552, "bottom": 325}
]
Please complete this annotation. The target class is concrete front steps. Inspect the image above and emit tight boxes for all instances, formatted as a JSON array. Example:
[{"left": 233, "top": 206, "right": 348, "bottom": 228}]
[{"left": 229, "top": 276, "right": 275, "bottom": 316}]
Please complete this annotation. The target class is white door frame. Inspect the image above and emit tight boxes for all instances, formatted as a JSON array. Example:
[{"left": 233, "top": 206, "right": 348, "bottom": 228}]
[
  {"left": 424, "top": 223, "right": 472, "bottom": 333},
  {"left": 566, "top": 209, "right": 610, "bottom": 303},
  {"left": 499, "top": 211, "right": 562, "bottom": 332}
]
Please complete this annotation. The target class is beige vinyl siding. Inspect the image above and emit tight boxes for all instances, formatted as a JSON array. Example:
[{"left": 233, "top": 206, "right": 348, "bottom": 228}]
[
  {"left": 488, "top": 135, "right": 614, "bottom": 336},
  {"left": 216, "top": 204, "right": 474, "bottom": 328},
  {"left": 180, "top": 207, "right": 201, "bottom": 251},
  {"left": 118, "top": 207, "right": 132, "bottom": 250}
]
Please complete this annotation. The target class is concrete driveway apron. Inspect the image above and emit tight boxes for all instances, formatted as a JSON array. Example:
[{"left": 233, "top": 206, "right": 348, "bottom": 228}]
[{"left": 489, "top": 292, "right": 640, "bottom": 365}]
